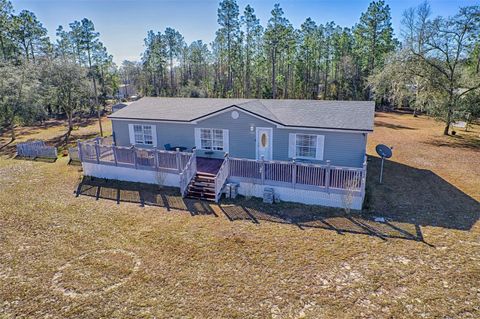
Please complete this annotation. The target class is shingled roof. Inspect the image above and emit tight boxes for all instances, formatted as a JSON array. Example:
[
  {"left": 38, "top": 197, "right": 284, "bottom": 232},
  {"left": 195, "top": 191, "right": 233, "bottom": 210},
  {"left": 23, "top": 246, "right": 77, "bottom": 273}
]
[{"left": 109, "top": 97, "right": 375, "bottom": 132}]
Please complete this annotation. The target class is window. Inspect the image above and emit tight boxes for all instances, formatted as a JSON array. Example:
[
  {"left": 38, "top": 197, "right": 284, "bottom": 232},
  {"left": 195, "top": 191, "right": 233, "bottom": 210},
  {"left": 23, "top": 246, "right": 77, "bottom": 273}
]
[
  {"left": 200, "top": 128, "right": 224, "bottom": 151},
  {"left": 133, "top": 124, "right": 153, "bottom": 145},
  {"left": 295, "top": 134, "right": 317, "bottom": 158}
]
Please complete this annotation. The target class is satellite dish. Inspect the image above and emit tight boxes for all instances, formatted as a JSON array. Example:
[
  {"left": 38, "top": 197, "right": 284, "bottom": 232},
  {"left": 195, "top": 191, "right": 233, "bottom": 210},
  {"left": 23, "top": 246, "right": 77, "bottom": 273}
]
[
  {"left": 376, "top": 144, "right": 392, "bottom": 158},
  {"left": 375, "top": 144, "right": 393, "bottom": 184}
]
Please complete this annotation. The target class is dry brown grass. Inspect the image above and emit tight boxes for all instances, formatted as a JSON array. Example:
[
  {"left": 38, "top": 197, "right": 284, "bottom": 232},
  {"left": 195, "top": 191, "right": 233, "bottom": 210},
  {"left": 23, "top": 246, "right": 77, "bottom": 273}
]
[
  {"left": 0, "top": 116, "right": 111, "bottom": 157},
  {"left": 0, "top": 113, "right": 479, "bottom": 318}
]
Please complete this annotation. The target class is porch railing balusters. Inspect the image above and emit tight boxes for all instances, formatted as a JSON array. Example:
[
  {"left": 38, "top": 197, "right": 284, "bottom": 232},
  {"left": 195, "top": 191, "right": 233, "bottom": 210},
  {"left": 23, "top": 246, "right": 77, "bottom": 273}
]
[
  {"left": 325, "top": 160, "right": 331, "bottom": 191},
  {"left": 76, "top": 137, "right": 367, "bottom": 195}
]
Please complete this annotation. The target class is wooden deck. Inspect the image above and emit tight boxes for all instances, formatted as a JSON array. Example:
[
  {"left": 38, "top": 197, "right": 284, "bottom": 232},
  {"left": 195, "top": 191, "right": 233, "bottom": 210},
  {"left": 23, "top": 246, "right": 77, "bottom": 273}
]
[{"left": 197, "top": 157, "right": 224, "bottom": 175}]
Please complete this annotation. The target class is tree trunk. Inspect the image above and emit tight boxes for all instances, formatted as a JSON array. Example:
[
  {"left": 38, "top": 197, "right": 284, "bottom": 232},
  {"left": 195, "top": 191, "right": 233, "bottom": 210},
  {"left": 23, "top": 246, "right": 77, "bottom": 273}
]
[
  {"left": 0, "top": 35, "right": 7, "bottom": 61},
  {"left": 86, "top": 45, "right": 103, "bottom": 137},
  {"left": 65, "top": 113, "right": 73, "bottom": 145},
  {"left": 443, "top": 122, "right": 450, "bottom": 135},
  {"left": 92, "top": 77, "right": 103, "bottom": 137},
  {"left": 443, "top": 108, "right": 452, "bottom": 135},
  {"left": 271, "top": 48, "right": 276, "bottom": 99},
  {"left": 10, "top": 123, "right": 15, "bottom": 141},
  {"left": 170, "top": 55, "right": 174, "bottom": 96}
]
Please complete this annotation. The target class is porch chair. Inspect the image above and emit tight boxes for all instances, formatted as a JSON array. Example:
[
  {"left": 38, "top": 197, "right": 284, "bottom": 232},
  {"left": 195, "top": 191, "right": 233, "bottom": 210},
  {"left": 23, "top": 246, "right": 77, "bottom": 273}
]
[{"left": 164, "top": 143, "right": 173, "bottom": 151}]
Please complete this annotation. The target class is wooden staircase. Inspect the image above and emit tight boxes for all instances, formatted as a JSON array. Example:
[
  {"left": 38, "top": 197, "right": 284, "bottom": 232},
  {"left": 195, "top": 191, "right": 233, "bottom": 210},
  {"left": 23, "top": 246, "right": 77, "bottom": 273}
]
[{"left": 185, "top": 172, "right": 217, "bottom": 201}]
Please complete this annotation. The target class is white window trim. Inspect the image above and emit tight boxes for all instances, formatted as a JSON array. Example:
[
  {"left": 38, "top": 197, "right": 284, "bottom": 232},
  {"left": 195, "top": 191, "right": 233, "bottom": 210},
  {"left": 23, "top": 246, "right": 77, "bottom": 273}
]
[
  {"left": 194, "top": 128, "right": 229, "bottom": 153},
  {"left": 289, "top": 133, "right": 324, "bottom": 160},
  {"left": 128, "top": 124, "right": 157, "bottom": 147},
  {"left": 295, "top": 134, "right": 317, "bottom": 160}
]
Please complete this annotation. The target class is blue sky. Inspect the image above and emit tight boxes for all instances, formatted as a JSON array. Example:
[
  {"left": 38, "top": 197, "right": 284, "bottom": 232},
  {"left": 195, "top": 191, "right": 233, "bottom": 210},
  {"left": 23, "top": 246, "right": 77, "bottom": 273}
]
[{"left": 11, "top": 0, "right": 473, "bottom": 65}]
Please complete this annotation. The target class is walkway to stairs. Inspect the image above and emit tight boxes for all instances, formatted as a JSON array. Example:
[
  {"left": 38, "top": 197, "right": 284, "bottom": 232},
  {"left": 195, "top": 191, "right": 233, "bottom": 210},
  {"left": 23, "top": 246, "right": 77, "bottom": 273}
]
[{"left": 186, "top": 157, "right": 224, "bottom": 201}]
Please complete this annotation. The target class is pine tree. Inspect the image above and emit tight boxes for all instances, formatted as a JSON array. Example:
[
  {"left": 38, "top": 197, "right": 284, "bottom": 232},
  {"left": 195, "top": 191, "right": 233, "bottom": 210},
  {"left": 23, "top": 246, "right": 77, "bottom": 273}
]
[{"left": 354, "top": 0, "right": 396, "bottom": 97}]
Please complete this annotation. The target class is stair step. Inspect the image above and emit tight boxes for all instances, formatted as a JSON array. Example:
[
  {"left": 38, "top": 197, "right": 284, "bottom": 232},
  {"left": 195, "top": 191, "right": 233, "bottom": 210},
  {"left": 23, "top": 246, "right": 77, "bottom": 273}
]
[
  {"left": 191, "top": 180, "right": 215, "bottom": 187},
  {"left": 186, "top": 195, "right": 216, "bottom": 202},
  {"left": 194, "top": 175, "right": 215, "bottom": 180},
  {"left": 187, "top": 190, "right": 216, "bottom": 198},
  {"left": 188, "top": 185, "right": 215, "bottom": 193},
  {"left": 197, "top": 170, "right": 216, "bottom": 176},
  {"left": 192, "top": 178, "right": 215, "bottom": 185}
]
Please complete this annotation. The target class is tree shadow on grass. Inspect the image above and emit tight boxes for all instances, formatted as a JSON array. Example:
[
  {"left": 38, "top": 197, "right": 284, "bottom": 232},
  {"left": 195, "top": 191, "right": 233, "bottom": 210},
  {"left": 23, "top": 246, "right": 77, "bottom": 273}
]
[
  {"left": 422, "top": 134, "right": 480, "bottom": 150},
  {"left": 375, "top": 121, "right": 416, "bottom": 130}
]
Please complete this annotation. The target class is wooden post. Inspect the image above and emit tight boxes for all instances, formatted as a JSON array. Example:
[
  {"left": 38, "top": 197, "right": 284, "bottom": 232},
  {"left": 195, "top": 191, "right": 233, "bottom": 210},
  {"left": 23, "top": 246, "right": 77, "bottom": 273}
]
[
  {"left": 77, "top": 140, "right": 83, "bottom": 162},
  {"left": 132, "top": 146, "right": 137, "bottom": 169},
  {"left": 325, "top": 160, "right": 331, "bottom": 191},
  {"left": 292, "top": 160, "right": 296, "bottom": 188},
  {"left": 112, "top": 145, "right": 118, "bottom": 166},
  {"left": 94, "top": 139, "right": 100, "bottom": 164},
  {"left": 176, "top": 149, "right": 181, "bottom": 173},
  {"left": 153, "top": 147, "right": 159, "bottom": 169},
  {"left": 260, "top": 155, "right": 265, "bottom": 184},
  {"left": 225, "top": 153, "right": 230, "bottom": 180},
  {"left": 360, "top": 162, "right": 367, "bottom": 200}
]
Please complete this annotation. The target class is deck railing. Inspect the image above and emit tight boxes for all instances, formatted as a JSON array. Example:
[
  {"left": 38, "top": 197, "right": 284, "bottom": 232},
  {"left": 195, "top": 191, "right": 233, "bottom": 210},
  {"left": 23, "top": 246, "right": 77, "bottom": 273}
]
[
  {"left": 214, "top": 156, "right": 230, "bottom": 202},
  {"left": 77, "top": 139, "right": 193, "bottom": 173},
  {"left": 229, "top": 157, "right": 367, "bottom": 194},
  {"left": 179, "top": 152, "right": 197, "bottom": 196},
  {"left": 76, "top": 137, "right": 367, "bottom": 197}
]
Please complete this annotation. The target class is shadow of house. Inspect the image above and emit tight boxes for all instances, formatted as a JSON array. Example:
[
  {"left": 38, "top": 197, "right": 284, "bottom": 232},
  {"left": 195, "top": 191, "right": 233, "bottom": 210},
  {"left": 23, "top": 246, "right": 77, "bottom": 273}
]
[
  {"left": 75, "top": 155, "right": 479, "bottom": 244},
  {"left": 365, "top": 156, "right": 479, "bottom": 231}
]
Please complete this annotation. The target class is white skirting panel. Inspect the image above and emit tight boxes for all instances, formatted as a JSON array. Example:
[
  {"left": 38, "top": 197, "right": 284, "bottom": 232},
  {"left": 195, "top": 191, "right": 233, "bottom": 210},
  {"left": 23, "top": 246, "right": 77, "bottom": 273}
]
[
  {"left": 233, "top": 180, "right": 363, "bottom": 210},
  {"left": 82, "top": 162, "right": 180, "bottom": 187}
]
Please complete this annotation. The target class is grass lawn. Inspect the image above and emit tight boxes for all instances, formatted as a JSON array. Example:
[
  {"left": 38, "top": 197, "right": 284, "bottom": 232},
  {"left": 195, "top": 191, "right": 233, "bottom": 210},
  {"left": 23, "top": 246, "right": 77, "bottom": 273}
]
[{"left": 0, "top": 113, "right": 479, "bottom": 318}]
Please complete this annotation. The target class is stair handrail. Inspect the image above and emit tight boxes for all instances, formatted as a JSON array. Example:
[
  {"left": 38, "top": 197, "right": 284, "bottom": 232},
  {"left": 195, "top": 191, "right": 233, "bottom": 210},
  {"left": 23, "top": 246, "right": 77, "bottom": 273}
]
[
  {"left": 214, "top": 155, "right": 230, "bottom": 202},
  {"left": 179, "top": 152, "right": 197, "bottom": 197}
]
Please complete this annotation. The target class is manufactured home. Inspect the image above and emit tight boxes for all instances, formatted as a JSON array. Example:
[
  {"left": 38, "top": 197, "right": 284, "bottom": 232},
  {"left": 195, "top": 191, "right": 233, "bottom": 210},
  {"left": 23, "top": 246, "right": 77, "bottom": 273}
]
[{"left": 78, "top": 97, "right": 374, "bottom": 209}]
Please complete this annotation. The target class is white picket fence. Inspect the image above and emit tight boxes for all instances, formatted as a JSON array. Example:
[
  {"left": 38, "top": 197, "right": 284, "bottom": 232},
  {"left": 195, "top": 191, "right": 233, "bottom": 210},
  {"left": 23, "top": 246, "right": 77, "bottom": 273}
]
[{"left": 16, "top": 141, "right": 57, "bottom": 159}]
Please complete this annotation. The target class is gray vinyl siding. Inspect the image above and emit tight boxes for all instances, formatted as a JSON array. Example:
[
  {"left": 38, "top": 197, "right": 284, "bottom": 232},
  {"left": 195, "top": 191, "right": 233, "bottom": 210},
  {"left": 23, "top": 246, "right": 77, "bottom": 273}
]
[{"left": 111, "top": 109, "right": 367, "bottom": 168}]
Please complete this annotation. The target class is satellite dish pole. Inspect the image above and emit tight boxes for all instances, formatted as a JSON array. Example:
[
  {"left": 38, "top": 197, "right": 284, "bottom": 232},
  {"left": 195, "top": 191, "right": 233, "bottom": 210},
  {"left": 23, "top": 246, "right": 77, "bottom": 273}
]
[{"left": 375, "top": 144, "right": 393, "bottom": 184}]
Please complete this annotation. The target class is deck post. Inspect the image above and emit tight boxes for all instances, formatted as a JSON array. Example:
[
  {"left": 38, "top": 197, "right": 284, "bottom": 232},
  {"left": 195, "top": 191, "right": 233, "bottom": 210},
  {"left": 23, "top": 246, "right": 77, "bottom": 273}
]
[
  {"left": 176, "top": 149, "right": 181, "bottom": 173},
  {"left": 153, "top": 147, "right": 159, "bottom": 169},
  {"left": 260, "top": 155, "right": 265, "bottom": 184},
  {"left": 132, "top": 146, "right": 137, "bottom": 169},
  {"left": 325, "top": 160, "right": 331, "bottom": 191},
  {"left": 112, "top": 145, "right": 118, "bottom": 166},
  {"left": 94, "top": 139, "right": 100, "bottom": 164},
  {"left": 77, "top": 140, "right": 83, "bottom": 162},
  {"left": 292, "top": 160, "right": 296, "bottom": 188},
  {"left": 360, "top": 161, "right": 367, "bottom": 201}
]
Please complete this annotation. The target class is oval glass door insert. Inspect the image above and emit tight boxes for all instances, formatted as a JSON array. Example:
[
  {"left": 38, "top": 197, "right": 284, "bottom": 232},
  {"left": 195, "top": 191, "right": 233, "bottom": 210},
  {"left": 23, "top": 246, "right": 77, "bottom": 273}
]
[{"left": 261, "top": 132, "right": 268, "bottom": 147}]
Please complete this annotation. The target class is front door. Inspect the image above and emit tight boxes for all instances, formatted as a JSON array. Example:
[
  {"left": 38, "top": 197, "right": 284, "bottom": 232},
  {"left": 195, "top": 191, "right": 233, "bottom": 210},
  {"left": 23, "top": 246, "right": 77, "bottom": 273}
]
[{"left": 256, "top": 127, "right": 273, "bottom": 160}]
